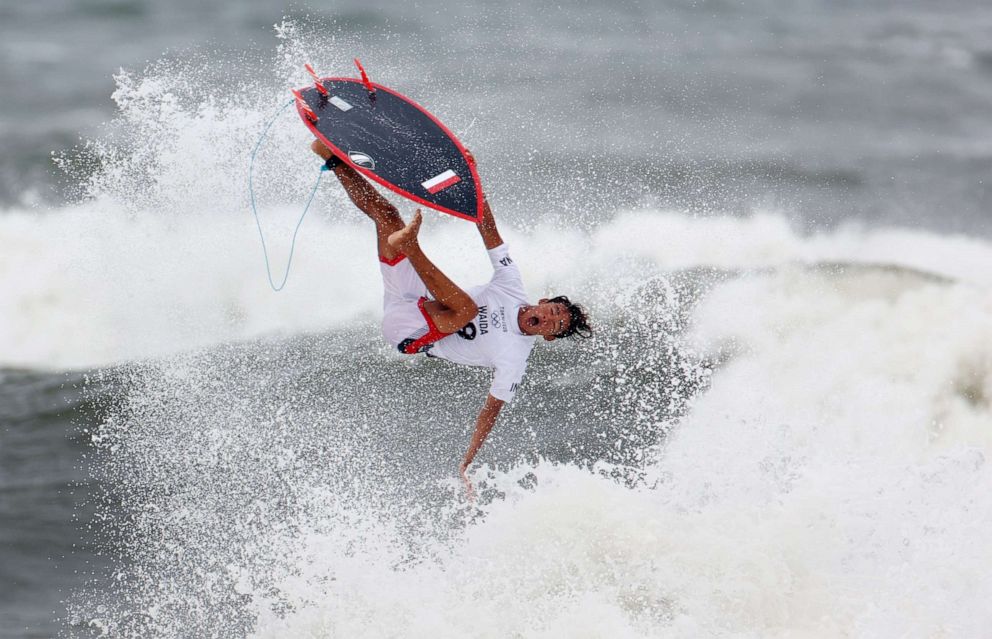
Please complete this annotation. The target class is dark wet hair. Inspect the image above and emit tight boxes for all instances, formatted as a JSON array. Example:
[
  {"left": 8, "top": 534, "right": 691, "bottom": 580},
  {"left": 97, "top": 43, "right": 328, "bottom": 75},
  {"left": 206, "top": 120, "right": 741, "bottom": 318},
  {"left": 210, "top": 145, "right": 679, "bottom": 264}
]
[{"left": 548, "top": 295, "right": 592, "bottom": 339}]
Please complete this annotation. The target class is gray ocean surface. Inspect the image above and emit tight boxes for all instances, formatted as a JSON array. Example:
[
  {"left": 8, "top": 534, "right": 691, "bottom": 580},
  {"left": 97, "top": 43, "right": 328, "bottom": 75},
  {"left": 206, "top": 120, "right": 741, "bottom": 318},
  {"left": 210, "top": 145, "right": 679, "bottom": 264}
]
[{"left": 2, "top": 1, "right": 991, "bottom": 637}]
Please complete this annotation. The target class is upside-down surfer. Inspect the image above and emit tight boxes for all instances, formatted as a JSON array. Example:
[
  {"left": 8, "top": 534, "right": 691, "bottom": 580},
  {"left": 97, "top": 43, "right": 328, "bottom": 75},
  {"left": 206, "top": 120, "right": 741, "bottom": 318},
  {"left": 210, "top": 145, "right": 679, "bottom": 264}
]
[{"left": 311, "top": 140, "right": 591, "bottom": 494}]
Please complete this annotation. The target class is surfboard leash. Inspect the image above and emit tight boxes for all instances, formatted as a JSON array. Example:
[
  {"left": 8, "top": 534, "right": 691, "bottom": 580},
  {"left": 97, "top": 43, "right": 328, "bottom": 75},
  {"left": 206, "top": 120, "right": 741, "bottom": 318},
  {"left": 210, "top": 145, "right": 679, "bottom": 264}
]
[{"left": 248, "top": 98, "right": 325, "bottom": 292}]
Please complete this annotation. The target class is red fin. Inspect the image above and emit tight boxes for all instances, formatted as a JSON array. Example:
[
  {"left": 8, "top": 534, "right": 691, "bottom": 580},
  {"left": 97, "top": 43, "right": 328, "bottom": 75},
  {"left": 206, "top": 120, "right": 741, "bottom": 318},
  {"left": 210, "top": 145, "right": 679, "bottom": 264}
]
[
  {"left": 354, "top": 58, "right": 375, "bottom": 95},
  {"left": 291, "top": 89, "right": 318, "bottom": 122},
  {"left": 304, "top": 63, "right": 329, "bottom": 96}
]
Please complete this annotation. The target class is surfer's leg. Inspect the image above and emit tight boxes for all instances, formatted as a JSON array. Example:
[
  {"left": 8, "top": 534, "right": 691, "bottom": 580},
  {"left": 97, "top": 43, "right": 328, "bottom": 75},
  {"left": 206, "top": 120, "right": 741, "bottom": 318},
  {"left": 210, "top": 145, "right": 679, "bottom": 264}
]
[
  {"left": 311, "top": 140, "right": 404, "bottom": 261},
  {"left": 388, "top": 211, "right": 478, "bottom": 333}
]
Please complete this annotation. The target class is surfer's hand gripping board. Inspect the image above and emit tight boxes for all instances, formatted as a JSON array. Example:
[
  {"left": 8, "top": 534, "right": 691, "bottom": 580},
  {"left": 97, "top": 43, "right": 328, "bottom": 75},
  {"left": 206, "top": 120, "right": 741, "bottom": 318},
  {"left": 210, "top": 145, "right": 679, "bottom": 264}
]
[{"left": 294, "top": 60, "right": 484, "bottom": 223}]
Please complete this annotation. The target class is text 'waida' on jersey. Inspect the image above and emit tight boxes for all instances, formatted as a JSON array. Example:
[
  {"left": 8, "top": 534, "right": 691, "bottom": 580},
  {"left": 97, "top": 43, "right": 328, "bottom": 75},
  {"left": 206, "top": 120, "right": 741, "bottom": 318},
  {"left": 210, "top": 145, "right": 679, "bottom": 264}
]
[{"left": 427, "top": 244, "right": 535, "bottom": 402}]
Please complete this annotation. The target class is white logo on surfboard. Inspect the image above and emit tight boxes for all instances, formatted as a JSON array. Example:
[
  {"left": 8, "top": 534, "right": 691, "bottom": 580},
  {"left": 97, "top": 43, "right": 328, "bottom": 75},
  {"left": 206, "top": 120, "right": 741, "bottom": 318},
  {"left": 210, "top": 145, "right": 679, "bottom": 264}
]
[{"left": 349, "top": 152, "right": 376, "bottom": 170}]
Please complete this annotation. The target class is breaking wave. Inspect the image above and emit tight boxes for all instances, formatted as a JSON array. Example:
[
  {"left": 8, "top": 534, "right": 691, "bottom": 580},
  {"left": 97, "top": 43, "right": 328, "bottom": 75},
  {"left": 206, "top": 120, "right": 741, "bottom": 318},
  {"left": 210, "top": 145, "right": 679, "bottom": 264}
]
[{"left": 22, "top": 20, "right": 990, "bottom": 639}]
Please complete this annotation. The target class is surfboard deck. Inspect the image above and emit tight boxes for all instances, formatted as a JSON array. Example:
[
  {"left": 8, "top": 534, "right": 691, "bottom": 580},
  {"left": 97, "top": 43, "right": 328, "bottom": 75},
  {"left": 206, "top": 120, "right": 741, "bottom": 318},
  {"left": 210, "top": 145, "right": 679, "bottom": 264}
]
[{"left": 294, "top": 77, "right": 483, "bottom": 223}]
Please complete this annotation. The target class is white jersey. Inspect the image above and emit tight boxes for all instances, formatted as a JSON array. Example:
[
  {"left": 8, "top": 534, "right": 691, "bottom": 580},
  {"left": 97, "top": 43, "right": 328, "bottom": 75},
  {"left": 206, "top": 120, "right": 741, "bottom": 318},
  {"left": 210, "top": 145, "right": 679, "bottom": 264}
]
[{"left": 427, "top": 244, "right": 535, "bottom": 402}]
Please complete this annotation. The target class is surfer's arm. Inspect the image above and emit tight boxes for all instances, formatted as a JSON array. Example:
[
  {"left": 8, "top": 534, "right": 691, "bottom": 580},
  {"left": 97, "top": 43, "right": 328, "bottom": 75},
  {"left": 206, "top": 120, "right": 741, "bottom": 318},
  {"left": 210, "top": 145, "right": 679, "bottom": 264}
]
[
  {"left": 463, "top": 149, "right": 503, "bottom": 250},
  {"left": 460, "top": 394, "right": 504, "bottom": 491},
  {"left": 477, "top": 197, "right": 503, "bottom": 250}
]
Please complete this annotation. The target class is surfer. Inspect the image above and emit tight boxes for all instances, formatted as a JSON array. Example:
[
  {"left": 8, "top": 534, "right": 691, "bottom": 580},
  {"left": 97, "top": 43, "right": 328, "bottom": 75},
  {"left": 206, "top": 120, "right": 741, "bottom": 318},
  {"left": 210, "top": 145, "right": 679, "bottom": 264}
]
[{"left": 311, "top": 140, "right": 591, "bottom": 495}]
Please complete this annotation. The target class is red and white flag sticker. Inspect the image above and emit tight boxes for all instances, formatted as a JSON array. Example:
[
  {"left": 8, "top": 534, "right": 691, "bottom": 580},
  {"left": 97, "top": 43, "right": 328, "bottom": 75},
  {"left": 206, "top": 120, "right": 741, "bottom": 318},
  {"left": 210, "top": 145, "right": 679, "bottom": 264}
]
[{"left": 421, "top": 169, "right": 461, "bottom": 194}]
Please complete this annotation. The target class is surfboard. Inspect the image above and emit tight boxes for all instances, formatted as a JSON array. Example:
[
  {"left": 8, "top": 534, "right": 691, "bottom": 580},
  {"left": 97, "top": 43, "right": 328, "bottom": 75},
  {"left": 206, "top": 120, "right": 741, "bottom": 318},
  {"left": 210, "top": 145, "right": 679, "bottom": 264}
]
[{"left": 293, "top": 62, "right": 483, "bottom": 223}]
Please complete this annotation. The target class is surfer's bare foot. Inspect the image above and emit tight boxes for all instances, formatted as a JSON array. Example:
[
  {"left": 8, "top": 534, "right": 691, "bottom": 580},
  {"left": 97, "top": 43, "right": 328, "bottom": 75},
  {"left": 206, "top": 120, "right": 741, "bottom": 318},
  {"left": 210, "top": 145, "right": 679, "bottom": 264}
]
[
  {"left": 310, "top": 139, "right": 332, "bottom": 160},
  {"left": 388, "top": 210, "right": 423, "bottom": 252}
]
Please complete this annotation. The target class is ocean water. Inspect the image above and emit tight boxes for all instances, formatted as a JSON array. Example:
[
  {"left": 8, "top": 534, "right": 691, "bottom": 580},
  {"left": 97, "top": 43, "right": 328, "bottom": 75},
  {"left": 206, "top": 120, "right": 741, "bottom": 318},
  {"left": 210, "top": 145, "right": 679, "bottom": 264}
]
[{"left": 2, "top": 1, "right": 992, "bottom": 638}]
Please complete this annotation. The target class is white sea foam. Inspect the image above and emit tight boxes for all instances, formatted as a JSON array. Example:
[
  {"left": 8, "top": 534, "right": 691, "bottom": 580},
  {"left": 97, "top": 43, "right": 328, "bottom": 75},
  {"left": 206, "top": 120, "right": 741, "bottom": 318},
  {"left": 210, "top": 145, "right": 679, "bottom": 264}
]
[
  {"left": 238, "top": 249, "right": 992, "bottom": 639},
  {"left": 55, "top": 204, "right": 991, "bottom": 637},
  {"left": 4, "top": 201, "right": 991, "bottom": 370},
  {"left": 41, "top": 25, "right": 992, "bottom": 637}
]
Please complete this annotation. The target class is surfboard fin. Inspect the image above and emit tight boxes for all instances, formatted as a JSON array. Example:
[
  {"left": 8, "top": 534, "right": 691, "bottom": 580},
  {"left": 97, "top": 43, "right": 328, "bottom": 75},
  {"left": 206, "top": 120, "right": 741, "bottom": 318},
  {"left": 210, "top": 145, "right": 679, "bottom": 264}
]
[
  {"left": 304, "top": 63, "right": 329, "bottom": 97},
  {"left": 354, "top": 58, "right": 376, "bottom": 104},
  {"left": 291, "top": 89, "right": 318, "bottom": 122}
]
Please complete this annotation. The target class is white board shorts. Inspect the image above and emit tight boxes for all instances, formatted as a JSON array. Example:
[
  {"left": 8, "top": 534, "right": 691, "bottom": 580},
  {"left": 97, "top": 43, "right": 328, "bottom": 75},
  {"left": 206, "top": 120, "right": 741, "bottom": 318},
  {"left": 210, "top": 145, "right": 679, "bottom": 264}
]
[{"left": 379, "top": 254, "right": 450, "bottom": 354}]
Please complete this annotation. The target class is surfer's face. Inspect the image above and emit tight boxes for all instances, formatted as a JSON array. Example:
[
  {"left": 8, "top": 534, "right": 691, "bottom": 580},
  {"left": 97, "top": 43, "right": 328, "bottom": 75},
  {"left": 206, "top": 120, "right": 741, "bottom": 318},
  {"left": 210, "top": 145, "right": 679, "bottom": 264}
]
[{"left": 519, "top": 300, "right": 571, "bottom": 340}]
